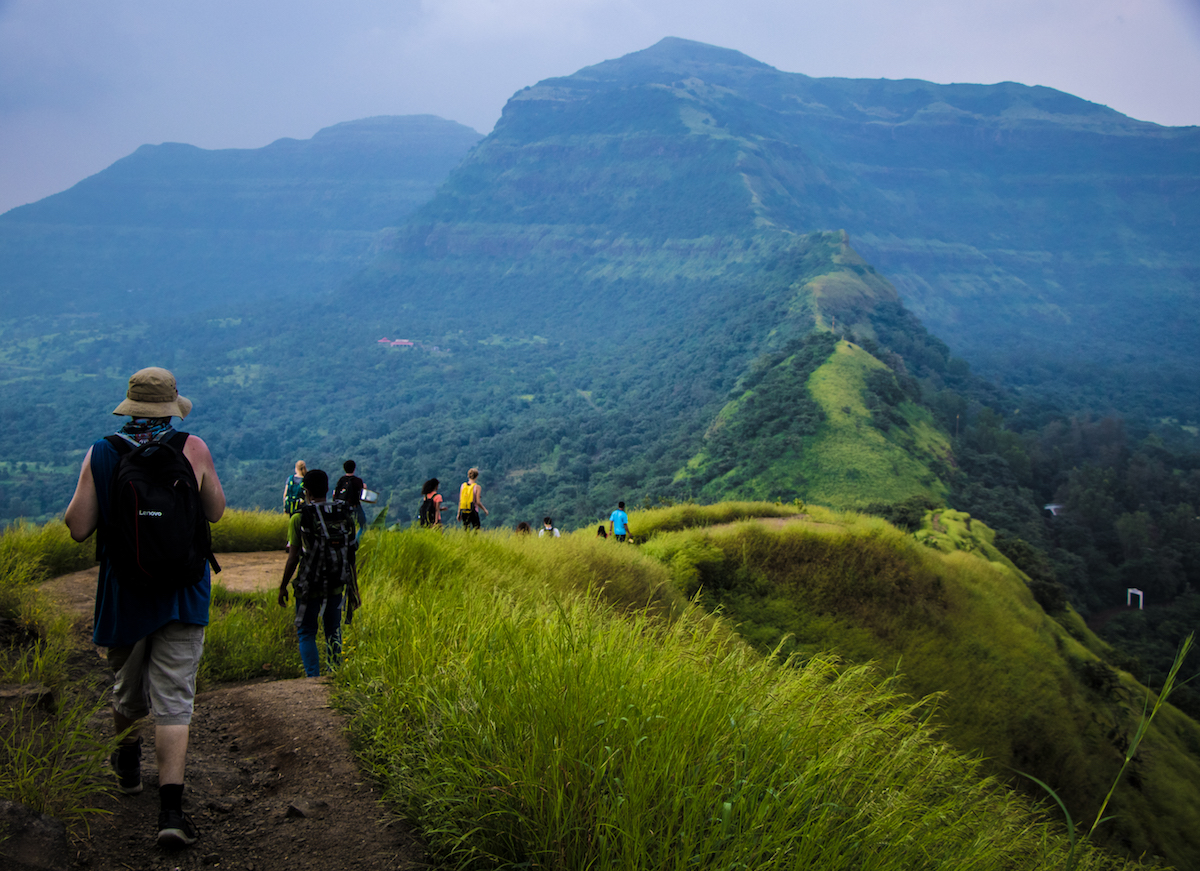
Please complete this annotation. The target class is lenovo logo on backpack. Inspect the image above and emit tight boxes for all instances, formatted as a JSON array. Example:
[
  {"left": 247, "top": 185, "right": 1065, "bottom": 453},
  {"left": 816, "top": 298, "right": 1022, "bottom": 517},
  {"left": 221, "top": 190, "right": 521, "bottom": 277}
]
[{"left": 103, "top": 431, "right": 220, "bottom": 596}]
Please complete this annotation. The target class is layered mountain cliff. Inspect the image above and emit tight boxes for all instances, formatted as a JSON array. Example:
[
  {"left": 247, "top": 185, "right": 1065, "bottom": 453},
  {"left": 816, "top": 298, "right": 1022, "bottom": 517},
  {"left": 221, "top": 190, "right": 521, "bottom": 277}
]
[{"left": 367, "top": 37, "right": 1199, "bottom": 417}]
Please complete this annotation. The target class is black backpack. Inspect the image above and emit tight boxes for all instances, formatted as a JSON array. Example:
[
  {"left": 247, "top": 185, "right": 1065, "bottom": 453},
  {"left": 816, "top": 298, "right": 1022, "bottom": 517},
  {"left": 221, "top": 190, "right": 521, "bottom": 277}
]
[
  {"left": 103, "top": 430, "right": 220, "bottom": 596},
  {"left": 296, "top": 501, "right": 358, "bottom": 605},
  {"left": 418, "top": 496, "right": 438, "bottom": 527},
  {"left": 333, "top": 475, "right": 363, "bottom": 507}
]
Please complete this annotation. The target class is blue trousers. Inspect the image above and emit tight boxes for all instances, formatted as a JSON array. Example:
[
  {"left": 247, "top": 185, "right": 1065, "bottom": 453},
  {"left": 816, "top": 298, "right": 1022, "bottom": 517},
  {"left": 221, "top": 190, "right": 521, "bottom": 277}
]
[{"left": 294, "top": 594, "right": 343, "bottom": 677}]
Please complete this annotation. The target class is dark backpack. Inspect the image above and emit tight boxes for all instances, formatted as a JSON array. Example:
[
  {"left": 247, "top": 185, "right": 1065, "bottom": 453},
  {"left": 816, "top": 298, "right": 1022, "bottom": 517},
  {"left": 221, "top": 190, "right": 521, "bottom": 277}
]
[
  {"left": 103, "top": 430, "right": 220, "bottom": 596},
  {"left": 296, "top": 501, "right": 357, "bottom": 605},
  {"left": 418, "top": 496, "right": 438, "bottom": 527},
  {"left": 333, "top": 474, "right": 363, "bottom": 508}
]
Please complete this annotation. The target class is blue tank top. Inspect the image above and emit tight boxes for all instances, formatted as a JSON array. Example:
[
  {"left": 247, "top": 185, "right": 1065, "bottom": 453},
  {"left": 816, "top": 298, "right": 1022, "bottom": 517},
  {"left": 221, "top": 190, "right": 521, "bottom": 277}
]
[{"left": 90, "top": 434, "right": 211, "bottom": 648}]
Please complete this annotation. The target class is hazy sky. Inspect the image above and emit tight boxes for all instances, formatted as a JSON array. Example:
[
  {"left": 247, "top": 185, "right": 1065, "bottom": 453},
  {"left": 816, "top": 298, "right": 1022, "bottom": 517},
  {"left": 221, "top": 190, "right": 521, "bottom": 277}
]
[{"left": 2, "top": 0, "right": 1198, "bottom": 214}]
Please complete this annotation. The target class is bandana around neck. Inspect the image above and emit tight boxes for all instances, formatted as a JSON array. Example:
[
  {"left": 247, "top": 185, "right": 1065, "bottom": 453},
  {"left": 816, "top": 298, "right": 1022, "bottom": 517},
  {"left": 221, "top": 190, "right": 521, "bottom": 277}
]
[{"left": 117, "top": 417, "right": 175, "bottom": 446}]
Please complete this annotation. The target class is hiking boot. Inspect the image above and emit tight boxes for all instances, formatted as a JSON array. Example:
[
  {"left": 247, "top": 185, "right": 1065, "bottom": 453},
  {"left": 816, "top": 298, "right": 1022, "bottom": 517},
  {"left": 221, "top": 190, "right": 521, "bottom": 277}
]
[
  {"left": 110, "top": 737, "right": 143, "bottom": 795},
  {"left": 157, "top": 809, "right": 200, "bottom": 848}
]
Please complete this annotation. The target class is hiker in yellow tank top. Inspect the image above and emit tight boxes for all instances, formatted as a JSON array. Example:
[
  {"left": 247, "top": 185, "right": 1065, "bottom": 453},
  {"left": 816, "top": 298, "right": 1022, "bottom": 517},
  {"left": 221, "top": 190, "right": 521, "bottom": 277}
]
[{"left": 458, "top": 467, "right": 488, "bottom": 529}]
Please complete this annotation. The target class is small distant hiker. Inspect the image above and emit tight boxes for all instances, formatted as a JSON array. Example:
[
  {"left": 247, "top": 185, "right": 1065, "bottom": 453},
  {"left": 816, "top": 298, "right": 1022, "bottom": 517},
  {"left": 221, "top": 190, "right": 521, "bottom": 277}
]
[
  {"left": 596, "top": 525, "right": 608, "bottom": 539},
  {"left": 333, "top": 460, "right": 367, "bottom": 543},
  {"left": 64, "top": 367, "right": 225, "bottom": 850},
  {"left": 284, "top": 460, "right": 307, "bottom": 515},
  {"left": 515, "top": 522, "right": 532, "bottom": 535},
  {"left": 278, "top": 469, "right": 361, "bottom": 678},
  {"left": 458, "top": 468, "right": 489, "bottom": 529},
  {"left": 609, "top": 501, "right": 631, "bottom": 542},
  {"left": 539, "top": 517, "right": 560, "bottom": 538},
  {"left": 419, "top": 478, "right": 443, "bottom": 528}
]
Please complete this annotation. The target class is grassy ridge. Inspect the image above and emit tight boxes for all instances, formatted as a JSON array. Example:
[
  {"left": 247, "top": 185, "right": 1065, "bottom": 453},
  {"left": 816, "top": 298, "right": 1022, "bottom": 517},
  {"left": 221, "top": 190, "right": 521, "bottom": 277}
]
[
  {"left": 681, "top": 333, "right": 953, "bottom": 510},
  {"left": 337, "top": 523, "right": 1146, "bottom": 870},
  {"left": 800, "top": 340, "right": 951, "bottom": 507},
  {"left": 638, "top": 505, "right": 1200, "bottom": 866}
]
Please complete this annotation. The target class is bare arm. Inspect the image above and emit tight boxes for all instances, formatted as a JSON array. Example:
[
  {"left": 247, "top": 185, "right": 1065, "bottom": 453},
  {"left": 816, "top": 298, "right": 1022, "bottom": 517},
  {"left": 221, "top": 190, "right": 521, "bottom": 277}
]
[
  {"left": 183, "top": 435, "right": 226, "bottom": 523},
  {"left": 278, "top": 547, "right": 301, "bottom": 606},
  {"left": 474, "top": 483, "right": 488, "bottom": 515},
  {"left": 64, "top": 447, "right": 99, "bottom": 542}
]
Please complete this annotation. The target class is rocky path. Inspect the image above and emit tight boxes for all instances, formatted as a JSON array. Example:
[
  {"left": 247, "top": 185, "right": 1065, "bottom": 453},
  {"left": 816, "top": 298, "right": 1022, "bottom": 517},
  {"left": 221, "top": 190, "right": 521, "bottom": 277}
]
[{"left": 29, "top": 553, "right": 429, "bottom": 871}]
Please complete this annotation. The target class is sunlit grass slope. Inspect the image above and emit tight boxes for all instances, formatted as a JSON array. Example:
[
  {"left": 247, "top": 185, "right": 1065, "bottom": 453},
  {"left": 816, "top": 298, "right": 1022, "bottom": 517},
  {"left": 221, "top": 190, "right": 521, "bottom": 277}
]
[
  {"left": 640, "top": 503, "right": 1200, "bottom": 867},
  {"left": 801, "top": 340, "right": 951, "bottom": 507},
  {"left": 339, "top": 525, "right": 1145, "bottom": 870},
  {"left": 681, "top": 334, "right": 951, "bottom": 510}
]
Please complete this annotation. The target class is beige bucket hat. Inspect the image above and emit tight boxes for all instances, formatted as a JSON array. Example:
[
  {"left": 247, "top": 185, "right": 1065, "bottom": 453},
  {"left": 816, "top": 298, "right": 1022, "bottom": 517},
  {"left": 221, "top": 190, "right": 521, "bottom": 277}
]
[{"left": 112, "top": 367, "right": 193, "bottom": 419}]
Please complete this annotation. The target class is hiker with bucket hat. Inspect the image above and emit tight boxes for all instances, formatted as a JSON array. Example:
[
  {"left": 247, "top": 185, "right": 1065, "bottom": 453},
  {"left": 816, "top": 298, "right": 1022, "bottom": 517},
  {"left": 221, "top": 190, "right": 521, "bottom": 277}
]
[{"left": 65, "top": 367, "right": 225, "bottom": 850}]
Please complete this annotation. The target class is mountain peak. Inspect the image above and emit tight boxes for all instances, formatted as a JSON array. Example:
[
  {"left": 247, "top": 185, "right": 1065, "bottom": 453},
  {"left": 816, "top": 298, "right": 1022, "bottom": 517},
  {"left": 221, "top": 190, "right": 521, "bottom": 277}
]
[
  {"left": 308, "top": 114, "right": 482, "bottom": 145},
  {"left": 618, "top": 37, "right": 774, "bottom": 70},
  {"left": 549, "top": 37, "right": 776, "bottom": 88}
]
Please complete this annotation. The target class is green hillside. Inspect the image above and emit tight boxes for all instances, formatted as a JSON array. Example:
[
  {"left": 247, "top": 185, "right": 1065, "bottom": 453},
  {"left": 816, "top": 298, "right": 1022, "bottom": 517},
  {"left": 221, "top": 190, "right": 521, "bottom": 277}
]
[
  {"left": 0, "top": 225, "right": 971, "bottom": 533},
  {"left": 679, "top": 238, "right": 956, "bottom": 509},
  {"left": 633, "top": 504, "right": 1200, "bottom": 866}
]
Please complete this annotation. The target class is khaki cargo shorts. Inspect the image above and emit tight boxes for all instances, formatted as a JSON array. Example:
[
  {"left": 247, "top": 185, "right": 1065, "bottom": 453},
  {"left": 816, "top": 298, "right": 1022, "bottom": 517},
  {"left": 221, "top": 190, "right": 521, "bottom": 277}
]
[{"left": 107, "top": 621, "right": 205, "bottom": 726}]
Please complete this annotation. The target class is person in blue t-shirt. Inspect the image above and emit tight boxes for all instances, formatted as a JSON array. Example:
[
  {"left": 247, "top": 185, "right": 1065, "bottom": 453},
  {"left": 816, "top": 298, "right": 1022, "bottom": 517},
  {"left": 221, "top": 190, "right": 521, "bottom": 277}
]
[
  {"left": 608, "top": 501, "right": 631, "bottom": 542},
  {"left": 65, "top": 367, "right": 225, "bottom": 851}
]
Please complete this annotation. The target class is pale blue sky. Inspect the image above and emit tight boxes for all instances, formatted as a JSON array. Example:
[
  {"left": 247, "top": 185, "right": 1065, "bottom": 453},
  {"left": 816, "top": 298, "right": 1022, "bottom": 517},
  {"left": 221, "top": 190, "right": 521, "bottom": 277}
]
[{"left": 2, "top": 0, "right": 1198, "bottom": 214}]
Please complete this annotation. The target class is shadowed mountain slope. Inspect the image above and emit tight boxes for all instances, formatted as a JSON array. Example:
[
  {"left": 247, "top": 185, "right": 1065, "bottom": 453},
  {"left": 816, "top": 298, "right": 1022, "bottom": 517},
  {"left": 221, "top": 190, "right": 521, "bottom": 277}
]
[{"left": 0, "top": 115, "right": 482, "bottom": 317}]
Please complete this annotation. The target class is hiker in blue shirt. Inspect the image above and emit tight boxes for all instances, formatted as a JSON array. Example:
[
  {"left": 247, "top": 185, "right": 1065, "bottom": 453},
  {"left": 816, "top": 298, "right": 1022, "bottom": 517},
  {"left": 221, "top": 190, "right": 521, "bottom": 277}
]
[
  {"left": 609, "top": 501, "right": 630, "bottom": 542},
  {"left": 65, "top": 367, "right": 225, "bottom": 850}
]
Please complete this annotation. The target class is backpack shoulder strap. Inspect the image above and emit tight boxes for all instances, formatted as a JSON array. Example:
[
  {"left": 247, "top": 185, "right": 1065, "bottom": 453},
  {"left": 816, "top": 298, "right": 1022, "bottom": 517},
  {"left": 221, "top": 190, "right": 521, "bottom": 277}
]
[
  {"left": 103, "top": 434, "right": 134, "bottom": 456},
  {"left": 314, "top": 502, "right": 332, "bottom": 538}
]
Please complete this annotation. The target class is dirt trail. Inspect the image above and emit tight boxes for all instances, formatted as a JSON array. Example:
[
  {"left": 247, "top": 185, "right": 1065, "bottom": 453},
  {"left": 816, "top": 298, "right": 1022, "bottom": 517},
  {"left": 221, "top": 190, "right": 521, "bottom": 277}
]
[
  {"left": 34, "top": 552, "right": 428, "bottom": 871},
  {"left": 39, "top": 551, "right": 292, "bottom": 614}
]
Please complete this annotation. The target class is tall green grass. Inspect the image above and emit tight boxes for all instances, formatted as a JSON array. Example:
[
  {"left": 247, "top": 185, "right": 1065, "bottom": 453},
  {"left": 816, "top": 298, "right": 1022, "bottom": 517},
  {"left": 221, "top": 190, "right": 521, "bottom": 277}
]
[
  {"left": 0, "top": 518, "right": 94, "bottom": 585},
  {"left": 638, "top": 507, "right": 1200, "bottom": 867},
  {"left": 209, "top": 508, "right": 289, "bottom": 552},
  {"left": 626, "top": 500, "right": 802, "bottom": 538},
  {"left": 198, "top": 583, "right": 304, "bottom": 687},
  {"left": 0, "top": 540, "right": 114, "bottom": 827},
  {"left": 337, "top": 528, "right": 1140, "bottom": 870},
  {"left": 0, "top": 644, "right": 113, "bottom": 824}
]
